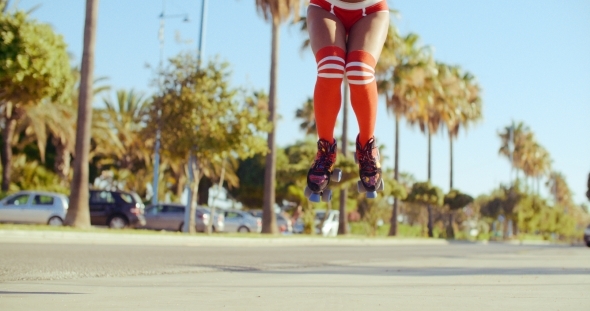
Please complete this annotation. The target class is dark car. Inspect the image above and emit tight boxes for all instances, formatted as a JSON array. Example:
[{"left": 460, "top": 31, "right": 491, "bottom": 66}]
[
  {"left": 584, "top": 224, "right": 590, "bottom": 247},
  {"left": 89, "top": 190, "right": 146, "bottom": 229}
]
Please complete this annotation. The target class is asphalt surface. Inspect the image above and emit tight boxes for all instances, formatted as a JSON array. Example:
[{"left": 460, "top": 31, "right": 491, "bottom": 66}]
[
  {"left": 2, "top": 242, "right": 493, "bottom": 282},
  {"left": 1, "top": 236, "right": 589, "bottom": 310}
]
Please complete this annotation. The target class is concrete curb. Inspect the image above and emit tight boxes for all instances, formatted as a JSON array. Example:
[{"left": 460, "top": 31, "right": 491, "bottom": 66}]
[{"left": 0, "top": 229, "right": 449, "bottom": 247}]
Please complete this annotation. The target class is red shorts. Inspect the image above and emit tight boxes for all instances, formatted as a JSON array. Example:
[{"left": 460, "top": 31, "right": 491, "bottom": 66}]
[{"left": 309, "top": 0, "right": 389, "bottom": 34}]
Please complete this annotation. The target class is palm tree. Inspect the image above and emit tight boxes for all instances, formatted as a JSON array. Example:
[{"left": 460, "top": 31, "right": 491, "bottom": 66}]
[
  {"left": 499, "top": 121, "right": 532, "bottom": 182},
  {"left": 295, "top": 97, "right": 317, "bottom": 136},
  {"left": 434, "top": 64, "right": 482, "bottom": 189},
  {"left": 256, "top": 0, "right": 301, "bottom": 234},
  {"left": 377, "top": 29, "right": 441, "bottom": 236},
  {"left": 99, "top": 89, "right": 152, "bottom": 170},
  {"left": 392, "top": 43, "right": 439, "bottom": 237},
  {"left": 66, "top": 0, "right": 99, "bottom": 228},
  {"left": 547, "top": 171, "right": 572, "bottom": 206},
  {"left": 19, "top": 99, "right": 76, "bottom": 184},
  {"left": 449, "top": 71, "right": 482, "bottom": 189},
  {"left": 17, "top": 71, "right": 110, "bottom": 185},
  {"left": 0, "top": 6, "right": 73, "bottom": 191},
  {"left": 377, "top": 27, "right": 414, "bottom": 236}
]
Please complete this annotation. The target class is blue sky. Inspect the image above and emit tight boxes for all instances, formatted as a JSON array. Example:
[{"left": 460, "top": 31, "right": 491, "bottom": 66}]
[{"left": 16, "top": 0, "right": 590, "bottom": 205}]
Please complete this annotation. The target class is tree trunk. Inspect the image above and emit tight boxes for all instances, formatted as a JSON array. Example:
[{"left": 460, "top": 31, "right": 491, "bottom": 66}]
[
  {"left": 262, "top": 20, "right": 279, "bottom": 234},
  {"left": 207, "top": 159, "right": 226, "bottom": 234},
  {"left": 449, "top": 136, "right": 453, "bottom": 190},
  {"left": 1, "top": 107, "right": 16, "bottom": 191},
  {"left": 427, "top": 128, "right": 433, "bottom": 237},
  {"left": 184, "top": 153, "right": 199, "bottom": 234},
  {"left": 427, "top": 204, "right": 434, "bottom": 238},
  {"left": 446, "top": 212, "right": 455, "bottom": 239},
  {"left": 65, "top": 0, "right": 98, "bottom": 228},
  {"left": 502, "top": 216, "right": 510, "bottom": 240},
  {"left": 428, "top": 128, "right": 432, "bottom": 181},
  {"left": 389, "top": 116, "right": 400, "bottom": 236},
  {"left": 338, "top": 79, "right": 349, "bottom": 235},
  {"left": 53, "top": 137, "right": 71, "bottom": 185},
  {"left": 173, "top": 165, "right": 186, "bottom": 199}
]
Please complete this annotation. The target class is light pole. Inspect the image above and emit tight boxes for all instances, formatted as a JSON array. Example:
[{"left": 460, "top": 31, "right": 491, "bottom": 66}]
[
  {"left": 183, "top": 0, "right": 208, "bottom": 233},
  {"left": 152, "top": 2, "right": 189, "bottom": 206}
]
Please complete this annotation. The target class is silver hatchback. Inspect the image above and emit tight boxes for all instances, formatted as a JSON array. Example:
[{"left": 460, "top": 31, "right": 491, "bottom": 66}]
[
  {"left": 0, "top": 191, "right": 69, "bottom": 226},
  {"left": 141, "top": 203, "right": 225, "bottom": 232},
  {"left": 223, "top": 210, "right": 262, "bottom": 233}
]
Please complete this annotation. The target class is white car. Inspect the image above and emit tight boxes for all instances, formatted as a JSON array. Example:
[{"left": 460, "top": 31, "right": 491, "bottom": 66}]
[
  {"left": 223, "top": 210, "right": 261, "bottom": 233},
  {"left": 0, "top": 191, "right": 69, "bottom": 226},
  {"left": 294, "top": 210, "right": 340, "bottom": 237},
  {"left": 315, "top": 210, "right": 339, "bottom": 237}
]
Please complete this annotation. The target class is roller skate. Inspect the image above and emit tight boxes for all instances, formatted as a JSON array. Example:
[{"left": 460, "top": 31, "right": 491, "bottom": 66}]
[
  {"left": 304, "top": 139, "right": 342, "bottom": 203},
  {"left": 354, "top": 135, "right": 384, "bottom": 198}
]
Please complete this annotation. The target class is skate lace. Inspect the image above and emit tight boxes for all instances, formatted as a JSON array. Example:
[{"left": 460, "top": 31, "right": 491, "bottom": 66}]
[
  {"left": 312, "top": 149, "right": 335, "bottom": 173},
  {"left": 358, "top": 147, "right": 377, "bottom": 174}
]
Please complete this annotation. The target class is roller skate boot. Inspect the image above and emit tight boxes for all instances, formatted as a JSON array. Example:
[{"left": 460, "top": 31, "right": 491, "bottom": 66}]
[
  {"left": 304, "top": 139, "right": 342, "bottom": 202},
  {"left": 354, "top": 136, "right": 384, "bottom": 198}
]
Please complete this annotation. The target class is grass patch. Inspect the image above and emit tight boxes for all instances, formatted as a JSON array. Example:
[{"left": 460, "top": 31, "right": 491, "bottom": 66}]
[{"left": 349, "top": 222, "right": 432, "bottom": 238}]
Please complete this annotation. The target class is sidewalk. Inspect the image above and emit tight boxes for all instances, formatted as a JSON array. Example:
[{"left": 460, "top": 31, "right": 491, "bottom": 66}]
[{"left": 0, "top": 229, "right": 450, "bottom": 247}]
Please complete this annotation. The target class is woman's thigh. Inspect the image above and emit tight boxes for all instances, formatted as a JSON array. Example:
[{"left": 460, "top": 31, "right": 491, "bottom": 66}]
[
  {"left": 307, "top": 6, "right": 347, "bottom": 55},
  {"left": 346, "top": 11, "right": 390, "bottom": 60}
]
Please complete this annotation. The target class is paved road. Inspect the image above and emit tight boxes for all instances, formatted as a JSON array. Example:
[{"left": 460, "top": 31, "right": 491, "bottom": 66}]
[{"left": 1, "top": 237, "right": 589, "bottom": 310}]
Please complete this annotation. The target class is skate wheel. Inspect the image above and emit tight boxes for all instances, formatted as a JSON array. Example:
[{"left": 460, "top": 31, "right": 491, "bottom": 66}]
[
  {"left": 331, "top": 168, "right": 342, "bottom": 182},
  {"left": 309, "top": 193, "right": 321, "bottom": 203},
  {"left": 321, "top": 189, "right": 332, "bottom": 202},
  {"left": 366, "top": 191, "right": 378, "bottom": 199},
  {"left": 304, "top": 186, "right": 313, "bottom": 198},
  {"left": 377, "top": 180, "right": 385, "bottom": 192},
  {"left": 357, "top": 180, "right": 367, "bottom": 193}
]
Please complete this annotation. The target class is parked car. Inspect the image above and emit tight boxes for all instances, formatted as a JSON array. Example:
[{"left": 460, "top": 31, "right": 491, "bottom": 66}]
[
  {"left": 584, "top": 224, "right": 590, "bottom": 247},
  {"left": 293, "top": 210, "right": 339, "bottom": 237},
  {"left": 223, "top": 210, "right": 261, "bottom": 233},
  {"left": 196, "top": 207, "right": 225, "bottom": 232},
  {"left": 248, "top": 210, "right": 292, "bottom": 233},
  {"left": 89, "top": 189, "right": 146, "bottom": 229},
  {"left": 0, "top": 191, "right": 68, "bottom": 226},
  {"left": 140, "top": 203, "right": 225, "bottom": 232}
]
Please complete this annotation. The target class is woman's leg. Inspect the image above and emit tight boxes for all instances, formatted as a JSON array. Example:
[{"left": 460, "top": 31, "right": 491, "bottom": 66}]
[
  {"left": 307, "top": 6, "right": 348, "bottom": 143},
  {"left": 305, "top": 6, "right": 348, "bottom": 197},
  {"left": 345, "top": 11, "right": 390, "bottom": 146}
]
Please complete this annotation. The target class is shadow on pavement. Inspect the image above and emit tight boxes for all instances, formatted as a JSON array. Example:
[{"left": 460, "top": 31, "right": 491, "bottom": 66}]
[
  {"left": 240, "top": 265, "right": 590, "bottom": 277},
  {"left": 0, "top": 291, "right": 85, "bottom": 295}
]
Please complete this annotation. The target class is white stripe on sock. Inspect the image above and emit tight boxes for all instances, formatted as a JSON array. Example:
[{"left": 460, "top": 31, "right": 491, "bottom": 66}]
[
  {"left": 318, "top": 73, "right": 345, "bottom": 79},
  {"left": 318, "top": 64, "right": 345, "bottom": 71},
  {"left": 318, "top": 56, "right": 345, "bottom": 66},
  {"left": 345, "top": 62, "right": 374, "bottom": 72},
  {"left": 347, "top": 77, "right": 375, "bottom": 85},
  {"left": 346, "top": 71, "right": 374, "bottom": 77}
]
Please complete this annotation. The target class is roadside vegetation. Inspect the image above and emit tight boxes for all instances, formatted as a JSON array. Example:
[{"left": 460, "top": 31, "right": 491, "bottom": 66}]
[{"left": 0, "top": 1, "right": 587, "bottom": 242}]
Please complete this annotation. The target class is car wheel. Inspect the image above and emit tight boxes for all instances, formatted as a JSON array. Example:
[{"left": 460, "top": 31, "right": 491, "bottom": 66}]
[
  {"left": 178, "top": 223, "right": 184, "bottom": 232},
  {"left": 586, "top": 242, "right": 590, "bottom": 248},
  {"left": 108, "top": 215, "right": 128, "bottom": 229},
  {"left": 238, "top": 226, "right": 250, "bottom": 233},
  {"left": 47, "top": 216, "right": 63, "bottom": 226}
]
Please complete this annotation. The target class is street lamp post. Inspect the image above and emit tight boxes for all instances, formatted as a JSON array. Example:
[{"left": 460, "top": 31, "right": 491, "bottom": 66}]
[
  {"left": 183, "top": 0, "right": 208, "bottom": 233},
  {"left": 152, "top": 3, "right": 189, "bottom": 206}
]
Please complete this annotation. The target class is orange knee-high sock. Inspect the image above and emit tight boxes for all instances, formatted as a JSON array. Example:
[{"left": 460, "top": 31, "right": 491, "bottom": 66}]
[
  {"left": 313, "top": 46, "right": 345, "bottom": 143},
  {"left": 346, "top": 50, "right": 378, "bottom": 147}
]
